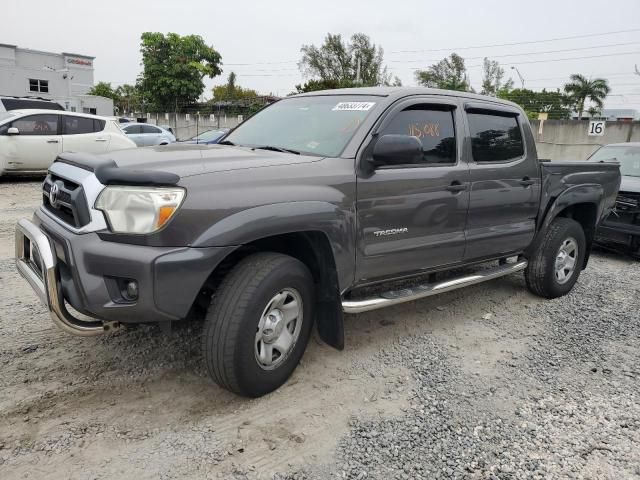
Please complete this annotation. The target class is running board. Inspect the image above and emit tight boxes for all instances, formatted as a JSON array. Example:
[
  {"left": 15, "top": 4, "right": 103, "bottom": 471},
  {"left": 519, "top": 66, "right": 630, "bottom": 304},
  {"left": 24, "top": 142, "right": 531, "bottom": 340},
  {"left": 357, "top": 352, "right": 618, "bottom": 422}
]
[{"left": 342, "top": 260, "right": 528, "bottom": 314}]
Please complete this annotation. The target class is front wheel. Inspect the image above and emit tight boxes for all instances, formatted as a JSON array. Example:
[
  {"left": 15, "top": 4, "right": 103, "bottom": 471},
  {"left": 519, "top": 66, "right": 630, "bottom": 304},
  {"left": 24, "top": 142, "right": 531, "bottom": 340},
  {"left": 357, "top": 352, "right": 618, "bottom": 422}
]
[
  {"left": 525, "top": 217, "right": 586, "bottom": 299},
  {"left": 202, "top": 252, "right": 314, "bottom": 397}
]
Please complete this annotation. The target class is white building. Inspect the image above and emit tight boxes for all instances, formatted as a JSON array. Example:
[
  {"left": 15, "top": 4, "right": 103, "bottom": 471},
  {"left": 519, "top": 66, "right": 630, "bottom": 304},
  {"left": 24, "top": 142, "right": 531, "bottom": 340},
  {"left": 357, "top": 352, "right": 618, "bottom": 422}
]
[{"left": 0, "top": 44, "right": 113, "bottom": 116}]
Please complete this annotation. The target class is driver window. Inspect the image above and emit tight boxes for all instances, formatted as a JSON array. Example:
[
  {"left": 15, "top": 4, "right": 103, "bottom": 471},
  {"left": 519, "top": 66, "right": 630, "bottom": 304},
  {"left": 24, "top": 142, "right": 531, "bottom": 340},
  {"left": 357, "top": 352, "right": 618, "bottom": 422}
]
[
  {"left": 10, "top": 114, "right": 59, "bottom": 136},
  {"left": 381, "top": 105, "right": 456, "bottom": 165}
]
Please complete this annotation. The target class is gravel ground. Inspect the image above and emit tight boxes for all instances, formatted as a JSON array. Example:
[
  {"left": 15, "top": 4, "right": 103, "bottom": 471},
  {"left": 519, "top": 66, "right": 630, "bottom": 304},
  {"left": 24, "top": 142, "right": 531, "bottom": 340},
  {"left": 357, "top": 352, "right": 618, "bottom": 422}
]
[{"left": 1, "top": 179, "right": 639, "bottom": 479}]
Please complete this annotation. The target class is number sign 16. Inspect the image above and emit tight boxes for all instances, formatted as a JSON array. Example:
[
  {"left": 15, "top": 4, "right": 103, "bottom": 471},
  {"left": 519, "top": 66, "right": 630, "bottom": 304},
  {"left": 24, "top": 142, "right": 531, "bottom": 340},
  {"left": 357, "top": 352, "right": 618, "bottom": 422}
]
[{"left": 588, "top": 120, "right": 605, "bottom": 136}]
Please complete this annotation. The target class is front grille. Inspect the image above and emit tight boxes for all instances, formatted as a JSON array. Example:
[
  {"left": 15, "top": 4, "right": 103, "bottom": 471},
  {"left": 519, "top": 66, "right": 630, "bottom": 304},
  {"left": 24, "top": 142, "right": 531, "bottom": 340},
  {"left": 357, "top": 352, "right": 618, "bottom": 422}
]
[
  {"left": 606, "top": 191, "right": 640, "bottom": 226},
  {"left": 42, "top": 173, "right": 91, "bottom": 228}
]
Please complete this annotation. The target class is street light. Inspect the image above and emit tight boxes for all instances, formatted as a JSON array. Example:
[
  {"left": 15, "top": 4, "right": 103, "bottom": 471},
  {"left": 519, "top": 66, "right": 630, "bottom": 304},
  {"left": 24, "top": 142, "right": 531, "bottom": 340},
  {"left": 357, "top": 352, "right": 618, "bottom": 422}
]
[{"left": 511, "top": 66, "right": 525, "bottom": 89}]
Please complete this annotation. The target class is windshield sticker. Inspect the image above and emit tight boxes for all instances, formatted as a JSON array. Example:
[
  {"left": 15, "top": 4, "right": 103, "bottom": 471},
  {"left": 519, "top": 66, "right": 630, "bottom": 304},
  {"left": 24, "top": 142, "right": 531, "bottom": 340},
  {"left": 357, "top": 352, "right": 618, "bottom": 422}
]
[
  {"left": 306, "top": 141, "right": 320, "bottom": 150},
  {"left": 332, "top": 102, "right": 376, "bottom": 111}
]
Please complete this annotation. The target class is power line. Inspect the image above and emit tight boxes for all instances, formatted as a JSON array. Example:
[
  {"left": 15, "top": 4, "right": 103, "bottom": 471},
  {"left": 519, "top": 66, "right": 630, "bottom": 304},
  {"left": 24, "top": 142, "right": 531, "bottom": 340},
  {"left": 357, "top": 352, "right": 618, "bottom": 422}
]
[
  {"left": 389, "top": 28, "right": 640, "bottom": 54},
  {"left": 223, "top": 28, "right": 640, "bottom": 67},
  {"left": 388, "top": 42, "right": 640, "bottom": 64}
]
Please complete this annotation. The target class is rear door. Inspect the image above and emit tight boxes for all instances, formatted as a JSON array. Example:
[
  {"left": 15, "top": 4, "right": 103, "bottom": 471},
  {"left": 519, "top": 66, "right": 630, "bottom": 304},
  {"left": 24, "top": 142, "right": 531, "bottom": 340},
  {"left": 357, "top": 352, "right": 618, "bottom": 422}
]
[
  {"left": 122, "top": 124, "right": 144, "bottom": 146},
  {"left": 140, "top": 124, "right": 163, "bottom": 145},
  {"left": 1, "top": 113, "right": 61, "bottom": 171},
  {"left": 356, "top": 97, "right": 470, "bottom": 283},
  {"left": 61, "top": 115, "right": 109, "bottom": 153},
  {"left": 462, "top": 103, "right": 540, "bottom": 260}
]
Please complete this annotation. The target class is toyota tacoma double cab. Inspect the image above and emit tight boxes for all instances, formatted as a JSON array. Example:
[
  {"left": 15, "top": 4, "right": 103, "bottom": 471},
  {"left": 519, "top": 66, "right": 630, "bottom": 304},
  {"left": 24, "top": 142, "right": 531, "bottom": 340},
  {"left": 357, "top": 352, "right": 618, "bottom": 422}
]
[{"left": 15, "top": 87, "right": 620, "bottom": 397}]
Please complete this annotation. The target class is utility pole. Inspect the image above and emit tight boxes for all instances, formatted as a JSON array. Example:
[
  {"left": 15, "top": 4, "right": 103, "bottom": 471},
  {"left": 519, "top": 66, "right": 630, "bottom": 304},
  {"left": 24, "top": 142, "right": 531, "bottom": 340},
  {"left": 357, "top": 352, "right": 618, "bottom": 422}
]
[
  {"left": 356, "top": 56, "right": 361, "bottom": 85},
  {"left": 510, "top": 66, "right": 525, "bottom": 89}
]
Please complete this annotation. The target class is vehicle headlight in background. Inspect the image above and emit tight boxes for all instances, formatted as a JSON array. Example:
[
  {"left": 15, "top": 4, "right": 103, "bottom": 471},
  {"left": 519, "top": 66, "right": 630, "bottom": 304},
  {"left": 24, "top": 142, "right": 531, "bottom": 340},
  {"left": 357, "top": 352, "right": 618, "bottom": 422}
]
[{"left": 95, "top": 186, "right": 185, "bottom": 234}]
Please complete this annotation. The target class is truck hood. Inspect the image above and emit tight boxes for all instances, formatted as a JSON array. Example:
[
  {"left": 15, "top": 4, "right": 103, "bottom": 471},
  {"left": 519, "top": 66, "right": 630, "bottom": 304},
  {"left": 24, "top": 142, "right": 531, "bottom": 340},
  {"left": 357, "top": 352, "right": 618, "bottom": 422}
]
[
  {"left": 620, "top": 175, "right": 640, "bottom": 193},
  {"left": 102, "top": 144, "right": 321, "bottom": 177},
  {"left": 54, "top": 144, "right": 321, "bottom": 184}
]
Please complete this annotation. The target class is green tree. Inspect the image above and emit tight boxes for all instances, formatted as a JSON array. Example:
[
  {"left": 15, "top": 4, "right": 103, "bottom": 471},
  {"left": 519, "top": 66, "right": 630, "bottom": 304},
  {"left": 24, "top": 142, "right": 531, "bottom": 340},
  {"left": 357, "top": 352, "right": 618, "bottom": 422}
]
[
  {"left": 299, "top": 33, "right": 391, "bottom": 86},
  {"left": 138, "top": 32, "right": 222, "bottom": 111},
  {"left": 415, "top": 53, "right": 470, "bottom": 91},
  {"left": 563, "top": 74, "right": 610, "bottom": 119},
  {"left": 480, "top": 58, "right": 513, "bottom": 96},
  {"left": 88, "top": 81, "right": 118, "bottom": 100},
  {"left": 292, "top": 78, "right": 357, "bottom": 94},
  {"left": 114, "top": 84, "right": 142, "bottom": 114},
  {"left": 586, "top": 105, "right": 602, "bottom": 118},
  {"left": 498, "top": 88, "right": 571, "bottom": 119},
  {"left": 212, "top": 72, "right": 259, "bottom": 100}
]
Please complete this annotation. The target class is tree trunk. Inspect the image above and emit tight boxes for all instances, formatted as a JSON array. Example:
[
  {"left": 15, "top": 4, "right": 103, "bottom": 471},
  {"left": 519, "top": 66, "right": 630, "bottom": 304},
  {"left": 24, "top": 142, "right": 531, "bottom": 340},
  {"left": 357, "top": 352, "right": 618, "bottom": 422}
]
[{"left": 577, "top": 99, "right": 585, "bottom": 120}]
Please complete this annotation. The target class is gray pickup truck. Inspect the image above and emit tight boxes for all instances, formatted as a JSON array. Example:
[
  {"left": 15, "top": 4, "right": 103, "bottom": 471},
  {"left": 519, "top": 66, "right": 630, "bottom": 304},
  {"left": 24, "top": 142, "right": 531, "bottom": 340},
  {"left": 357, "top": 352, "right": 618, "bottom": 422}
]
[{"left": 15, "top": 87, "right": 620, "bottom": 397}]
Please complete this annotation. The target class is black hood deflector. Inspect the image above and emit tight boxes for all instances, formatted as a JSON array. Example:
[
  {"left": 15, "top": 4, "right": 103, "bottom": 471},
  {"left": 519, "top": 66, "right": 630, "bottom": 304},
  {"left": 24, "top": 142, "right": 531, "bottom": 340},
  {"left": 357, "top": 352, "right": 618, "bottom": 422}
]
[{"left": 54, "top": 152, "right": 180, "bottom": 186}]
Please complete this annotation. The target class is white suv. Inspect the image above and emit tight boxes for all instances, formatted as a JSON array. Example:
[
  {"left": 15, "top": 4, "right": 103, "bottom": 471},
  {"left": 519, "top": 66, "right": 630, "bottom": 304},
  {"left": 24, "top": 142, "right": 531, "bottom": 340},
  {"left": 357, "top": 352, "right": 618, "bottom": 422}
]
[{"left": 0, "top": 109, "right": 137, "bottom": 176}]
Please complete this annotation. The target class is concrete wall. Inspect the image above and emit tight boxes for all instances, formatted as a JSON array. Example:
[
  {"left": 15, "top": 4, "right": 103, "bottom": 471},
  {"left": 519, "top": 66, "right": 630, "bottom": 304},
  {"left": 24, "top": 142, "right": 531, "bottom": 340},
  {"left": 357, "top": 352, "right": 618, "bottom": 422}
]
[
  {"left": 144, "top": 112, "right": 243, "bottom": 140},
  {"left": 531, "top": 120, "right": 640, "bottom": 161}
]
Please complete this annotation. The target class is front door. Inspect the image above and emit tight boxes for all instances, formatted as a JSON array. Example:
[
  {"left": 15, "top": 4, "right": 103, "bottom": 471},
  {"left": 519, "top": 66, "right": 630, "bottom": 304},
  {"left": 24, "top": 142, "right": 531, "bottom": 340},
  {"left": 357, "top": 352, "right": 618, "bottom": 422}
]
[
  {"left": 2, "top": 114, "right": 62, "bottom": 171},
  {"left": 462, "top": 104, "right": 541, "bottom": 260},
  {"left": 356, "top": 98, "right": 470, "bottom": 284}
]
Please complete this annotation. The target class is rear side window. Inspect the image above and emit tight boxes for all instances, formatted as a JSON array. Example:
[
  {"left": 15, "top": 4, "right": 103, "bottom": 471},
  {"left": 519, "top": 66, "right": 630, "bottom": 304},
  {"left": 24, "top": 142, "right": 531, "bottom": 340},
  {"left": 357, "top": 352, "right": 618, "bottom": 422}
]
[
  {"left": 467, "top": 112, "right": 524, "bottom": 162},
  {"left": 1, "top": 98, "right": 64, "bottom": 111},
  {"left": 9, "top": 114, "right": 58, "bottom": 135},
  {"left": 124, "top": 124, "right": 142, "bottom": 134},
  {"left": 380, "top": 105, "right": 456, "bottom": 165},
  {"left": 63, "top": 116, "right": 101, "bottom": 134},
  {"left": 141, "top": 125, "right": 161, "bottom": 134}
]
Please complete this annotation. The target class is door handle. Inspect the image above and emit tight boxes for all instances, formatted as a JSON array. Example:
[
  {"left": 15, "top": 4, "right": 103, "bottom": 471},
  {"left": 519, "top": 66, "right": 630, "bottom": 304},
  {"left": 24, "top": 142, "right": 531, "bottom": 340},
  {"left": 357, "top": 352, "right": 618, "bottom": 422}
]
[
  {"left": 46, "top": 139, "right": 59, "bottom": 144},
  {"left": 95, "top": 138, "right": 107, "bottom": 142},
  {"left": 519, "top": 177, "right": 535, "bottom": 187},
  {"left": 446, "top": 181, "right": 467, "bottom": 193}
]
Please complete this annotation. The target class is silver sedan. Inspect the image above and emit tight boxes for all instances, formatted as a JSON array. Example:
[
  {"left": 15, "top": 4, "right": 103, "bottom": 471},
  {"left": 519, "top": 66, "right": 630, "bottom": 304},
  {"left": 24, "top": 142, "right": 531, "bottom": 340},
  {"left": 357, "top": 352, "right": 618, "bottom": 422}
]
[{"left": 121, "top": 123, "right": 176, "bottom": 146}]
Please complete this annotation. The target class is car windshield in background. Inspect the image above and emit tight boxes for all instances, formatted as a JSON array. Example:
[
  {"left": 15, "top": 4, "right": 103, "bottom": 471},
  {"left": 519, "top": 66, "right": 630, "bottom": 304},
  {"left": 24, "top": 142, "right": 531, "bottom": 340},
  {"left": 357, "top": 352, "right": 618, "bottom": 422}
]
[
  {"left": 192, "top": 130, "right": 226, "bottom": 142},
  {"left": 224, "top": 96, "right": 379, "bottom": 157},
  {"left": 589, "top": 146, "right": 640, "bottom": 177}
]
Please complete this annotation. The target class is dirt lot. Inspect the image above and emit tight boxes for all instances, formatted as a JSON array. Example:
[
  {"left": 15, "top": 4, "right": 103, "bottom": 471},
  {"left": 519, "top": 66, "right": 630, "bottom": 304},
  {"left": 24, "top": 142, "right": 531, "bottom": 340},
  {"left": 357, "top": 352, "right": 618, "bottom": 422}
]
[{"left": 1, "top": 179, "right": 639, "bottom": 480}]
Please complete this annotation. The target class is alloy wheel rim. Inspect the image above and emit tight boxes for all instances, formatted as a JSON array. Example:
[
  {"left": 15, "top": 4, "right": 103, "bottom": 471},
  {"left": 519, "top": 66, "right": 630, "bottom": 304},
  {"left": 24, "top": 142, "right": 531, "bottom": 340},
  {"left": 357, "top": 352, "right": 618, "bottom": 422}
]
[
  {"left": 555, "top": 237, "right": 578, "bottom": 285},
  {"left": 255, "top": 288, "right": 303, "bottom": 370}
]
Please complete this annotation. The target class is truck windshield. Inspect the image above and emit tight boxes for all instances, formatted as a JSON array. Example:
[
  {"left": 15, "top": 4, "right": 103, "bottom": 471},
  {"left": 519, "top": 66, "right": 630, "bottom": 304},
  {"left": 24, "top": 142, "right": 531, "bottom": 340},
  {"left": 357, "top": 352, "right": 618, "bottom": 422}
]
[
  {"left": 589, "top": 145, "right": 640, "bottom": 177},
  {"left": 223, "top": 96, "right": 379, "bottom": 157}
]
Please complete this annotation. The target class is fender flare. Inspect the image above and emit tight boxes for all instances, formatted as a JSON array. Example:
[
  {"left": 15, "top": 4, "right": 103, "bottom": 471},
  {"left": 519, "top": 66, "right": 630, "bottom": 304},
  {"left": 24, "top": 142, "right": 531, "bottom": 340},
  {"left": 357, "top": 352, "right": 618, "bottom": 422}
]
[
  {"left": 527, "top": 183, "right": 604, "bottom": 262},
  {"left": 192, "top": 201, "right": 356, "bottom": 351},
  {"left": 191, "top": 201, "right": 355, "bottom": 290}
]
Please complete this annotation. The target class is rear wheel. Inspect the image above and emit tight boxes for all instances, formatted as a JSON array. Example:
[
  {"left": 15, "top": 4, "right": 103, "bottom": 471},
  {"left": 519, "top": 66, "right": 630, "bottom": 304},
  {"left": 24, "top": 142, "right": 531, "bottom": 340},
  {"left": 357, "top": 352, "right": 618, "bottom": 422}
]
[
  {"left": 525, "top": 217, "right": 586, "bottom": 299},
  {"left": 202, "top": 252, "right": 314, "bottom": 397}
]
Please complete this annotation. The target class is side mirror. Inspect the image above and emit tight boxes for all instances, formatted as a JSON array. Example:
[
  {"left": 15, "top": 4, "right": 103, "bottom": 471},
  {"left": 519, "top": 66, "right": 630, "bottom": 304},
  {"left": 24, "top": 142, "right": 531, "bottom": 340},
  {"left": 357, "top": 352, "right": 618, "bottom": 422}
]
[
  {"left": 7, "top": 127, "right": 19, "bottom": 135},
  {"left": 372, "top": 134, "right": 423, "bottom": 168}
]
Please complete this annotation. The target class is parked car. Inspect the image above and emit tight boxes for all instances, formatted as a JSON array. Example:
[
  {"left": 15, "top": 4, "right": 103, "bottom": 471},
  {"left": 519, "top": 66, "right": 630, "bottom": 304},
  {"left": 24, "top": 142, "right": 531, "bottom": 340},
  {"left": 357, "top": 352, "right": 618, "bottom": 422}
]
[
  {"left": 0, "top": 109, "right": 136, "bottom": 176},
  {"left": 15, "top": 87, "right": 620, "bottom": 397},
  {"left": 181, "top": 128, "right": 229, "bottom": 144},
  {"left": 590, "top": 142, "right": 640, "bottom": 255},
  {"left": 158, "top": 124, "right": 176, "bottom": 137},
  {"left": 0, "top": 96, "right": 64, "bottom": 113},
  {"left": 122, "top": 123, "right": 176, "bottom": 146}
]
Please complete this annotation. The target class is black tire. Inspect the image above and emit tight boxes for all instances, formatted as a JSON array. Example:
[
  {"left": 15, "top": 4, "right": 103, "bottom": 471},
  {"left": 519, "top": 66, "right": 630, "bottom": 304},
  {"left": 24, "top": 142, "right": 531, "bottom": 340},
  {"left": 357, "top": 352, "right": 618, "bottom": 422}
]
[
  {"left": 525, "top": 217, "right": 586, "bottom": 299},
  {"left": 202, "top": 252, "right": 314, "bottom": 397}
]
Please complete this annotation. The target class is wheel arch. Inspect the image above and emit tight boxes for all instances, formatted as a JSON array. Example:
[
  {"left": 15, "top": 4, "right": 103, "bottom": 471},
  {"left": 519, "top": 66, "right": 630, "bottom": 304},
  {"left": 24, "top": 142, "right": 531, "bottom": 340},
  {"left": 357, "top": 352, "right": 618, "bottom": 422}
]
[
  {"left": 528, "top": 185, "right": 604, "bottom": 268},
  {"left": 191, "top": 229, "right": 346, "bottom": 351}
]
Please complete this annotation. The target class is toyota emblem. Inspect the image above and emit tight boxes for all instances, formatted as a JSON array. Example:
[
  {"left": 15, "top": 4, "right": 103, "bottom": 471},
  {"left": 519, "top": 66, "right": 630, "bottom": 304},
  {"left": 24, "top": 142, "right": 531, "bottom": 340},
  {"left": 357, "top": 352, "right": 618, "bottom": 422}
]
[{"left": 49, "top": 183, "right": 60, "bottom": 208}]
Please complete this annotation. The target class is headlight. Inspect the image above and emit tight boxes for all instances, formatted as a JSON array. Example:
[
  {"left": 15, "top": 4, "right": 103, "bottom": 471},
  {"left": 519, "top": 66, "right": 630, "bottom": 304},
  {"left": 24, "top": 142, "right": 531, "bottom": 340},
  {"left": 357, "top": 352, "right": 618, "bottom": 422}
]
[{"left": 95, "top": 186, "right": 185, "bottom": 234}]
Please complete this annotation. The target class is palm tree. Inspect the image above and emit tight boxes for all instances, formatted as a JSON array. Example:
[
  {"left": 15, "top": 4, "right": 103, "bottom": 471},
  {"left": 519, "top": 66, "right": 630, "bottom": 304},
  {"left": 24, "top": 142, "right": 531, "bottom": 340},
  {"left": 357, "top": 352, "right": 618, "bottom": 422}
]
[{"left": 563, "top": 74, "right": 610, "bottom": 120}]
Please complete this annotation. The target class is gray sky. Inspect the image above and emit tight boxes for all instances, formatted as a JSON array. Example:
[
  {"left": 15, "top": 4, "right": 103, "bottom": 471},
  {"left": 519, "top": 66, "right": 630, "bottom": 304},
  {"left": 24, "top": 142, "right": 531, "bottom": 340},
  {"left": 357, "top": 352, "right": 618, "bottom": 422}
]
[{"left": 4, "top": 0, "right": 640, "bottom": 109}]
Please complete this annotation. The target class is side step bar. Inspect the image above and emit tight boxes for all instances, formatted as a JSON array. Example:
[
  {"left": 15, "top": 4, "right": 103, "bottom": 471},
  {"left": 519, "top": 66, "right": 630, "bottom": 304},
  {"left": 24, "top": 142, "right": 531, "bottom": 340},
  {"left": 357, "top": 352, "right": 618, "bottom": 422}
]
[{"left": 342, "top": 259, "right": 528, "bottom": 314}]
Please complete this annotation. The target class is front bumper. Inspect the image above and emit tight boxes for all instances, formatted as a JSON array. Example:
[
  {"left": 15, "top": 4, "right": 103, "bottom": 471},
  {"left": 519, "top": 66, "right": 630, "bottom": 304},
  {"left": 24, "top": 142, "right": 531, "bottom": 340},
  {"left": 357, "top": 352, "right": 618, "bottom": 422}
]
[
  {"left": 15, "top": 210, "right": 235, "bottom": 335},
  {"left": 596, "top": 218, "right": 640, "bottom": 248}
]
